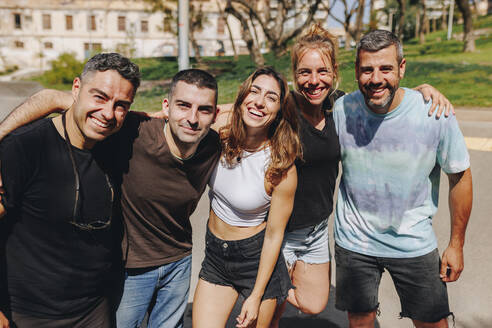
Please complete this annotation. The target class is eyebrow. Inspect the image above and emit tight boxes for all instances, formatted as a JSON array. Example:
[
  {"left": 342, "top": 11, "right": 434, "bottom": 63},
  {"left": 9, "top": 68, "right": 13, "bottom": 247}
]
[
  {"left": 89, "top": 88, "right": 132, "bottom": 107},
  {"left": 175, "top": 99, "right": 214, "bottom": 110},
  {"left": 251, "top": 84, "right": 280, "bottom": 98},
  {"left": 89, "top": 88, "right": 109, "bottom": 99}
]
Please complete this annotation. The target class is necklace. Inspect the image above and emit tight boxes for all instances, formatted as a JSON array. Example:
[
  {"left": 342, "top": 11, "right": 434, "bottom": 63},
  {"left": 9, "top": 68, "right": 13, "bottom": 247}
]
[{"left": 237, "top": 140, "right": 269, "bottom": 163}]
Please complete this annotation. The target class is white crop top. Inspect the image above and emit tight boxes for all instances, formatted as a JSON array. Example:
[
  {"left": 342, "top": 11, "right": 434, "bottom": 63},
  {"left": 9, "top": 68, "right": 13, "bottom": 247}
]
[{"left": 208, "top": 147, "right": 272, "bottom": 227}]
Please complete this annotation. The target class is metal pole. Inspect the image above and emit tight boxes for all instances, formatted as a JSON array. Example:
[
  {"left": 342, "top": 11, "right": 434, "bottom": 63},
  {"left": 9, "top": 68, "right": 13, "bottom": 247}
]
[
  {"left": 178, "top": 0, "right": 189, "bottom": 70},
  {"left": 447, "top": 0, "right": 455, "bottom": 40}
]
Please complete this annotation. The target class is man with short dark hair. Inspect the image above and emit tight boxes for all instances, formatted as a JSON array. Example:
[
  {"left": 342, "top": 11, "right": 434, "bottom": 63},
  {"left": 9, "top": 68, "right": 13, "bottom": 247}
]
[
  {"left": 332, "top": 30, "right": 472, "bottom": 328},
  {"left": 0, "top": 68, "right": 221, "bottom": 328},
  {"left": 0, "top": 52, "right": 140, "bottom": 327}
]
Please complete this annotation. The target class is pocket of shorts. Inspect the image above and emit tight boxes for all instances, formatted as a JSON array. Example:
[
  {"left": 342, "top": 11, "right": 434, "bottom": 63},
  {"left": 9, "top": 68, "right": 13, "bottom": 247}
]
[{"left": 240, "top": 239, "right": 263, "bottom": 259}]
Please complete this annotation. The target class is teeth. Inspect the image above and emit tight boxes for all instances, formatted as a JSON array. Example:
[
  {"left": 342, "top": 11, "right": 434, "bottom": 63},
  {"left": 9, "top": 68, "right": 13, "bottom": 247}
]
[
  {"left": 249, "top": 109, "right": 264, "bottom": 117},
  {"left": 91, "top": 117, "right": 109, "bottom": 128},
  {"left": 309, "top": 89, "right": 322, "bottom": 95}
]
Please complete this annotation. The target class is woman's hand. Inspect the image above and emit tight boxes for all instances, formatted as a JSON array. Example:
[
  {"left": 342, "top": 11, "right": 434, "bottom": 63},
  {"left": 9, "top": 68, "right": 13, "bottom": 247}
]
[
  {"left": 414, "top": 84, "right": 455, "bottom": 118},
  {"left": 236, "top": 293, "right": 261, "bottom": 328}
]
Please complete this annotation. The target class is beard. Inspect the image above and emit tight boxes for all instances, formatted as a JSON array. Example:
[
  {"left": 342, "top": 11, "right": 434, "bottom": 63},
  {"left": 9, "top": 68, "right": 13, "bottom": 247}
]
[{"left": 361, "top": 82, "right": 398, "bottom": 112}]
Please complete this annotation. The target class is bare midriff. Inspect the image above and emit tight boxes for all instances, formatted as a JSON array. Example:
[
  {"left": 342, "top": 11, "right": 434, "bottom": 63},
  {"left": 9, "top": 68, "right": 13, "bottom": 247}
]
[{"left": 208, "top": 209, "right": 266, "bottom": 241}]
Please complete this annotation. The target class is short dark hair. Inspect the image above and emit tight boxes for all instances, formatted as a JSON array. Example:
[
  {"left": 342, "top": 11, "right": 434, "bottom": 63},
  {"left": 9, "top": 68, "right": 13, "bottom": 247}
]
[
  {"left": 81, "top": 52, "right": 141, "bottom": 92},
  {"left": 356, "top": 30, "right": 404, "bottom": 67},
  {"left": 169, "top": 69, "right": 218, "bottom": 105}
]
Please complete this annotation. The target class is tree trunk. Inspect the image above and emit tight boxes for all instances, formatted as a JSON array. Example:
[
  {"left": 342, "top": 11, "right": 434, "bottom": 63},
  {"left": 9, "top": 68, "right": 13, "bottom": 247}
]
[
  {"left": 441, "top": 2, "right": 447, "bottom": 31},
  {"left": 396, "top": 0, "right": 406, "bottom": 40},
  {"left": 345, "top": 30, "right": 352, "bottom": 50},
  {"left": 189, "top": 34, "right": 202, "bottom": 64},
  {"left": 225, "top": 3, "right": 264, "bottom": 66},
  {"left": 456, "top": 0, "right": 476, "bottom": 52},
  {"left": 354, "top": 0, "right": 366, "bottom": 43},
  {"left": 415, "top": 8, "right": 420, "bottom": 39},
  {"left": 215, "top": 0, "right": 238, "bottom": 60},
  {"left": 419, "top": 2, "right": 426, "bottom": 43}
]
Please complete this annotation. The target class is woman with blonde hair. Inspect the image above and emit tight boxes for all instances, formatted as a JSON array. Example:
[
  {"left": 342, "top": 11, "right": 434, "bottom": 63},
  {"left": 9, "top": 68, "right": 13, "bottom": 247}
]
[
  {"left": 271, "top": 23, "right": 453, "bottom": 326},
  {"left": 192, "top": 66, "right": 302, "bottom": 328}
]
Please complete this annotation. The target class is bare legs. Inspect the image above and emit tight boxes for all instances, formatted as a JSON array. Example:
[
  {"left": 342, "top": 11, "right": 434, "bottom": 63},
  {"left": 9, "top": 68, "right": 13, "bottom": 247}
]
[
  {"left": 270, "top": 261, "right": 330, "bottom": 327},
  {"left": 193, "top": 279, "right": 278, "bottom": 328}
]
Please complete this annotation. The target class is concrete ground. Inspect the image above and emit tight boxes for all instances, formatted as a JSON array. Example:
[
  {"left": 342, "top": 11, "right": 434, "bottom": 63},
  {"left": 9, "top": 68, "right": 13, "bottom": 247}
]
[{"left": 1, "top": 82, "right": 491, "bottom": 327}]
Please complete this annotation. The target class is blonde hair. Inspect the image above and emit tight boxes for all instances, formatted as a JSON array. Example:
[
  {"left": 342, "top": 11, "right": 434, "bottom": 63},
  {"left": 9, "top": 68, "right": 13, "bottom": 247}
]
[
  {"left": 291, "top": 23, "right": 340, "bottom": 95},
  {"left": 220, "top": 67, "right": 302, "bottom": 185}
]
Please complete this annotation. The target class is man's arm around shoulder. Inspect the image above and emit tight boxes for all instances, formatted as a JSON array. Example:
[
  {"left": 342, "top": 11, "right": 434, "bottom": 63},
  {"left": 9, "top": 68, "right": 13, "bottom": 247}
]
[
  {"left": 0, "top": 89, "right": 72, "bottom": 140},
  {"left": 440, "top": 167, "right": 472, "bottom": 282}
]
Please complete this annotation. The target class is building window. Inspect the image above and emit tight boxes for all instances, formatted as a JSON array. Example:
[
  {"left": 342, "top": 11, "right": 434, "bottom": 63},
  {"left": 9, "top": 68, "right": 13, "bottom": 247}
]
[
  {"left": 162, "top": 8, "right": 174, "bottom": 33},
  {"left": 44, "top": 42, "right": 53, "bottom": 49},
  {"left": 88, "top": 15, "right": 97, "bottom": 31},
  {"left": 14, "top": 13, "right": 22, "bottom": 29},
  {"left": 118, "top": 16, "right": 126, "bottom": 31},
  {"left": 84, "top": 42, "right": 102, "bottom": 58},
  {"left": 14, "top": 41, "right": 24, "bottom": 48},
  {"left": 217, "top": 16, "right": 225, "bottom": 34},
  {"left": 42, "top": 14, "right": 51, "bottom": 30},
  {"left": 141, "top": 20, "right": 148, "bottom": 32},
  {"left": 66, "top": 15, "right": 73, "bottom": 30}
]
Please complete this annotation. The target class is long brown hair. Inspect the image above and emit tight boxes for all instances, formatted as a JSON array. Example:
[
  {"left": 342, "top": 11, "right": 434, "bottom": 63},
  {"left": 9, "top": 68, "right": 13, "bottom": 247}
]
[
  {"left": 220, "top": 67, "right": 302, "bottom": 185},
  {"left": 291, "top": 23, "right": 340, "bottom": 97}
]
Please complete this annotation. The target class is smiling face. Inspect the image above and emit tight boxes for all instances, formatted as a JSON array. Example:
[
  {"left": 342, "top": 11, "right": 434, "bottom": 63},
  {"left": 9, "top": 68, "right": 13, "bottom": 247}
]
[
  {"left": 356, "top": 45, "right": 406, "bottom": 113},
  {"left": 295, "top": 49, "right": 335, "bottom": 108},
  {"left": 163, "top": 81, "right": 217, "bottom": 148},
  {"left": 240, "top": 74, "right": 282, "bottom": 133},
  {"left": 71, "top": 70, "right": 134, "bottom": 148}
]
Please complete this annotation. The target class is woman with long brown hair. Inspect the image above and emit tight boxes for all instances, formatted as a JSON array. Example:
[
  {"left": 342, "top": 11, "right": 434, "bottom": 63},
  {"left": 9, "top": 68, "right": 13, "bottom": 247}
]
[{"left": 192, "top": 66, "right": 302, "bottom": 328}]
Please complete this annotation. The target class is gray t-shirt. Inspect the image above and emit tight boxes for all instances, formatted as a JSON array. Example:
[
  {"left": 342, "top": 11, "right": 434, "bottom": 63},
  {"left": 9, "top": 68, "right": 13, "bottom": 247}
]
[{"left": 333, "top": 88, "right": 470, "bottom": 258}]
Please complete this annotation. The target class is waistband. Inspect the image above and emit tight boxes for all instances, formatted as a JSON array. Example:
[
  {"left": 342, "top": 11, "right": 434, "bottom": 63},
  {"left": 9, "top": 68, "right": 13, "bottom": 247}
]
[{"left": 206, "top": 225, "right": 265, "bottom": 251}]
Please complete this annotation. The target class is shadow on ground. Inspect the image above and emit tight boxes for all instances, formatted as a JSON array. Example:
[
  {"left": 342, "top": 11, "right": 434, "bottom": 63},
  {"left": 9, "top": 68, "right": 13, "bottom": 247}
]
[{"left": 182, "top": 285, "right": 381, "bottom": 327}]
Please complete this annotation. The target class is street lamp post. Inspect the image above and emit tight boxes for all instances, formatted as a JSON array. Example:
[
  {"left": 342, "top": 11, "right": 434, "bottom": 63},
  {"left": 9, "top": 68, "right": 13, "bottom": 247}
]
[
  {"left": 447, "top": 0, "right": 455, "bottom": 40},
  {"left": 178, "top": 0, "right": 189, "bottom": 70}
]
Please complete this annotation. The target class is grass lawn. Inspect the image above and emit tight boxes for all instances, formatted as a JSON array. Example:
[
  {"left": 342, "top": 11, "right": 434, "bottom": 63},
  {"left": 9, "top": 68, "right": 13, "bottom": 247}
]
[{"left": 32, "top": 15, "right": 492, "bottom": 110}]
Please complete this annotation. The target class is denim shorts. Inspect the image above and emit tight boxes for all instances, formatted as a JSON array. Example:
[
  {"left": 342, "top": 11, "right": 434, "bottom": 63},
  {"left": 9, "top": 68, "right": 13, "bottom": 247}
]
[
  {"left": 199, "top": 227, "right": 293, "bottom": 303},
  {"left": 335, "top": 244, "right": 452, "bottom": 323},
  {"left": 282, "top": 219, "right": 331, "bottom": 267}
]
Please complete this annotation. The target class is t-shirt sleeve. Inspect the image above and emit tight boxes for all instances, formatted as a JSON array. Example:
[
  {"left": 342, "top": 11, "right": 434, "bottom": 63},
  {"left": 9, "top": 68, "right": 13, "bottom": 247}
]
[
  {"left": 332, "top": 96, "right": 345, "bottom": 136},
  {"left": 436, "top": 114, "right": 470, "bottom": 174},
  {"left": 0, "top": 135, "right": 30, "bottom": 211}
]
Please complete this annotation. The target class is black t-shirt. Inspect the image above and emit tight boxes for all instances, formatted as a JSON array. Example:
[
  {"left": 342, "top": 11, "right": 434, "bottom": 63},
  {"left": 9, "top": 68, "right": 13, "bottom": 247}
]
[
  {"left": 287, "top": 90, "right": 345, "bottom": 231},
  {"left": 0, "top": 118, "right": 119, "bottom": 318}
]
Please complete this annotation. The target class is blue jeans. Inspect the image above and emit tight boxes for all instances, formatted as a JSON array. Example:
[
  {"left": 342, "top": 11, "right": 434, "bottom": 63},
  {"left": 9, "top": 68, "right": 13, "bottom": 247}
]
[{"left": 116, "top": 255, "right": 191, "bottom": 328}]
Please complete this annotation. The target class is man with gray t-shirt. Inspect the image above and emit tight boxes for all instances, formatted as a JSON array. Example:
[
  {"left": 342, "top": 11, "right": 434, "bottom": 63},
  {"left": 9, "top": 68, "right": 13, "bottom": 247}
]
[{"left": 332, "top": 30, "right": 472, "bottom": 328}]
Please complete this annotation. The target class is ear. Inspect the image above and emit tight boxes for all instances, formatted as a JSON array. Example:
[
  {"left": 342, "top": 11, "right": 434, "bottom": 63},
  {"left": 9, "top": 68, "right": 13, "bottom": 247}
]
[
  {"left": 162, "top": 98, "right": 170, "bottom": 119},
  {"left": 72, "top": 77, "right": 81, "bottom": 101},
  {"left": 399, "top": 58, "right": 406, "bottom": 79},
  {"left": 212, "top": 106, "right": 219, "bottom": 123}
]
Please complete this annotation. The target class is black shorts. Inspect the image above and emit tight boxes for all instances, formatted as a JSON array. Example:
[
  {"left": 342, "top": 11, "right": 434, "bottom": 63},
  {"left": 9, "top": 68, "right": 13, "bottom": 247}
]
[
  {"left": 335, "top": 244, "right": 452, "bottom": 323},
  {"left": 199, "top": 227, "right": 292, "bottom": 303}
]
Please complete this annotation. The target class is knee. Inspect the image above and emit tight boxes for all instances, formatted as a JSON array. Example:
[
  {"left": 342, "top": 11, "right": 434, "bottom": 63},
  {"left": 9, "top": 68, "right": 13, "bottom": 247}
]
[
  {"left": 297, "top": 298, "right": 329, "bottom": 315},
  {"left": 348, "top": 311, "right": 377, "bottom": 328}
]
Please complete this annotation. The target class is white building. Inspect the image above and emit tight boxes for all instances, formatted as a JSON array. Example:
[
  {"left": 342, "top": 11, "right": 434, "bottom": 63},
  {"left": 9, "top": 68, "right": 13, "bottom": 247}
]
[
  {"left": 0, "top": 0, "right": 250, "bottom": 71},
  {"left": 0, "top": 0, "right": 343, "bottom": 73}
]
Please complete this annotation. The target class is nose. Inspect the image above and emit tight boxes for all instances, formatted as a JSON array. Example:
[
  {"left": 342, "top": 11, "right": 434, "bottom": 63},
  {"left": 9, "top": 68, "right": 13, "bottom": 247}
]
[
  {"left": 254, "top": 94, "right": 265, "bottom": 108},
  {"left": 371, "top": 69, "right": 384, "bottom": 85},
  {"left": 101, "top": 103, "right": 115, "bottom": 121},
  {"left": 308, "top": 72, "right": 320, "bottom": 85},
  {"left": 187, "top": 107, "right": 199, "bottom": 125}
]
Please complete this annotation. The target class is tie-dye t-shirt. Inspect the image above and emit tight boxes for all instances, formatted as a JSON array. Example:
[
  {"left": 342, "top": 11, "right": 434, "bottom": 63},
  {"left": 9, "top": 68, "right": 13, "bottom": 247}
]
[{"left": 333, "top": 88, "right": 470, "bottom": 258}]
